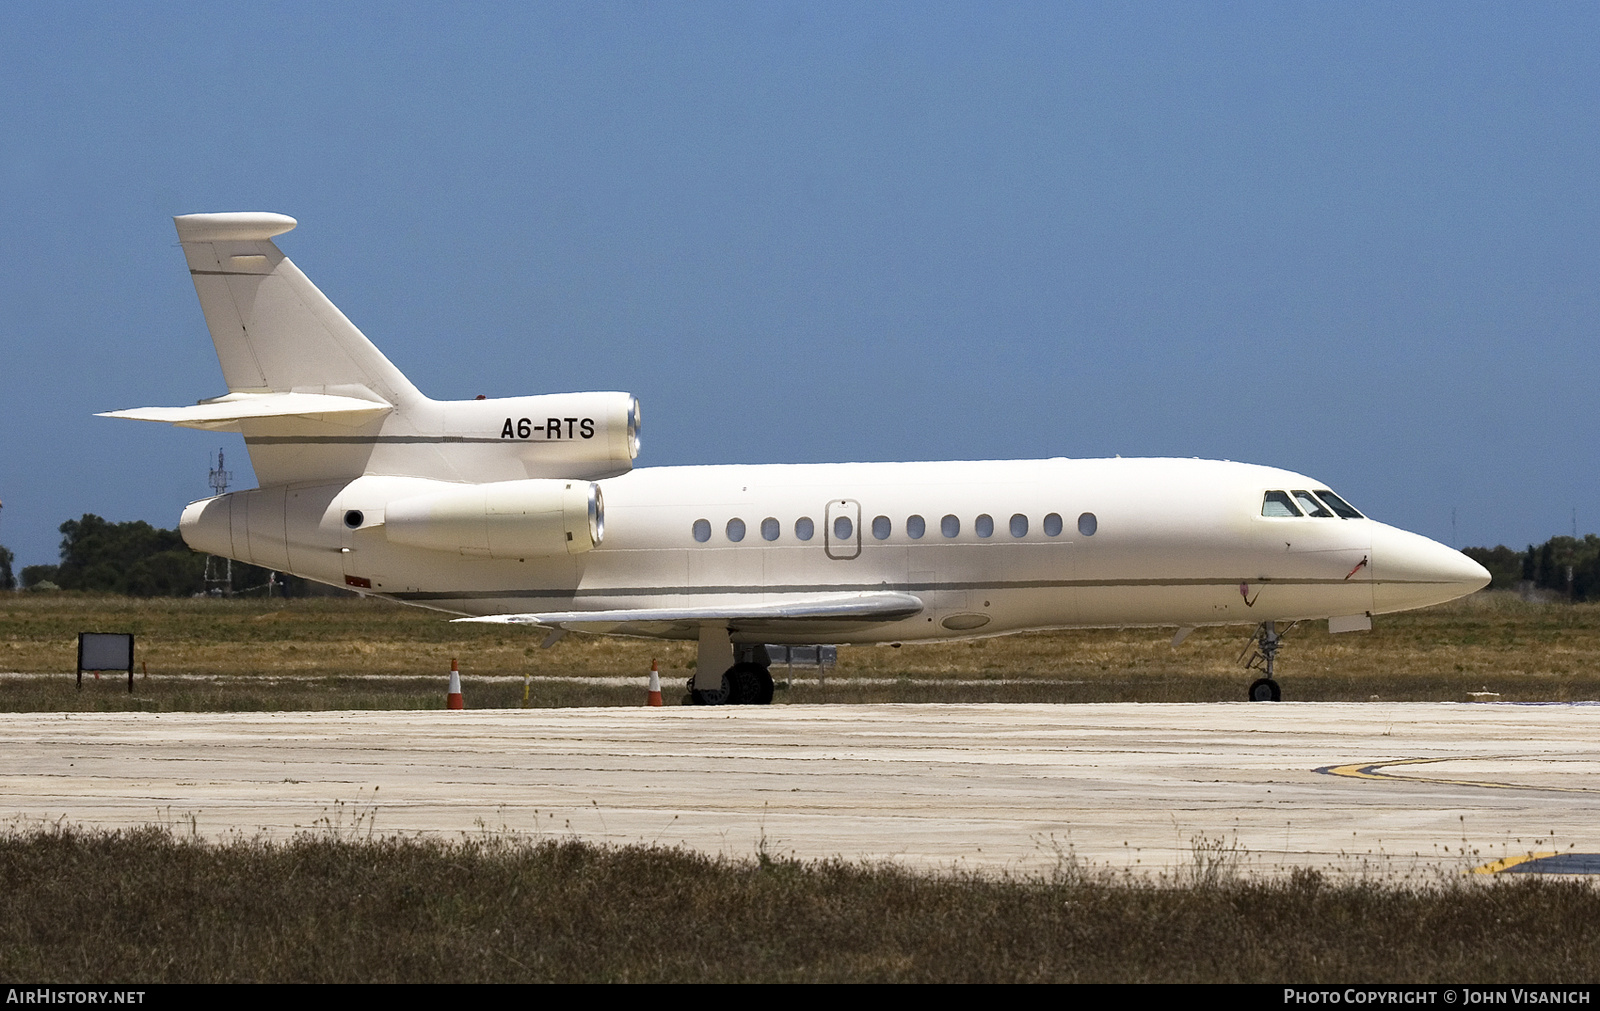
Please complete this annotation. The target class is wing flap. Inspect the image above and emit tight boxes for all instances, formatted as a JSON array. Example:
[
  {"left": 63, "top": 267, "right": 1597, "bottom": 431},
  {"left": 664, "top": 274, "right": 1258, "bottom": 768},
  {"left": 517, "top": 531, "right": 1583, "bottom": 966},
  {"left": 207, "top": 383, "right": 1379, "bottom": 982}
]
[{"left": 453, "top": 591, "right": 924, "bottom": 631}]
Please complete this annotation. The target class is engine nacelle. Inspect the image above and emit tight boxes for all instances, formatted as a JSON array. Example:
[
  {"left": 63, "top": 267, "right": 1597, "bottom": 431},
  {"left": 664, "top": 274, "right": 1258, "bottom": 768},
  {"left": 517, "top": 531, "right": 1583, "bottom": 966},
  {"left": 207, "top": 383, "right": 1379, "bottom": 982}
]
[
  {"left": 383, "top": 479, "right": 603, "bottom": 558},
  {"left": 181, "top": 475, "right": 605, "bottom": 587},
  {"left": 434, "top": 391, "right": 640, "bottom": 481}
]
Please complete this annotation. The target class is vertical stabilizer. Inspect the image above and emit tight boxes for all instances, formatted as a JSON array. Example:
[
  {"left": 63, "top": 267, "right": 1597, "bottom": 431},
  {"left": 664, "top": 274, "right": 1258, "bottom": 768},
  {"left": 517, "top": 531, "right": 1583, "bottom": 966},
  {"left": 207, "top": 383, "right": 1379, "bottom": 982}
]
[
  {"left": 106, "top": 213, "right": 638, "bottom": 488},
  {"left": 174, "top": 212, "right": 420, "bottom": 407}
]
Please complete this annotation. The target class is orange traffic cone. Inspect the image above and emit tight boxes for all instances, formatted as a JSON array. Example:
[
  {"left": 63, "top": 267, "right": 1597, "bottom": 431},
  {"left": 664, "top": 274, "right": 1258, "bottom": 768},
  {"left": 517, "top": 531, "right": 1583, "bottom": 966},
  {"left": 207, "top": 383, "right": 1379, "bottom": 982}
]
[
  {"left": 447, "top": 658, "right": 465, "bottom": 710},
  {"left": 646, "top": 659, "right": 663, "bottom": 707}
]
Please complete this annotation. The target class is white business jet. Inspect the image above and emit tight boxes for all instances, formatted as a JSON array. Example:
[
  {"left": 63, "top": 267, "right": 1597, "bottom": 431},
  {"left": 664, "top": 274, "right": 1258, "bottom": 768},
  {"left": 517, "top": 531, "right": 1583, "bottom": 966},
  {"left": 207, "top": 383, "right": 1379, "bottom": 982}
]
[{"left": 103, "top": 212, "right": 1490, "bottom": 704}]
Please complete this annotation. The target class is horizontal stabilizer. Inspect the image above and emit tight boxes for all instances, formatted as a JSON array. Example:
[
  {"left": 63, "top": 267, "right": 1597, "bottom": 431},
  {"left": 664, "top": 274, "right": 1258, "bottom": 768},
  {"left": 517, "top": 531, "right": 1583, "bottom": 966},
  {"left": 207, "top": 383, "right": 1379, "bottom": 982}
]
[
  {"left": 454, "top": 591, "right": 924, "bottom": 630},
  {"left": 98, "top": 391, "right": 392, "bottom": 432}
]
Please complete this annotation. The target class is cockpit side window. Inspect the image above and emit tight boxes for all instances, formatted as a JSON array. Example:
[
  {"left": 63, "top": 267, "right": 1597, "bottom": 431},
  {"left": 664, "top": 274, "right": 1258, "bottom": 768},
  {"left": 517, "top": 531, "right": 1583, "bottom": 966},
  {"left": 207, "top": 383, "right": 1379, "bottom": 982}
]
[
  {"left": 1261, "top": 490, "right": 1302, "bottom": 518},
  {"left": 1314, "top": 489, "right": 1364, "bottom": 519},
  {"left": 1292, "top": 490, "right": 1333, "bottom": 518}
]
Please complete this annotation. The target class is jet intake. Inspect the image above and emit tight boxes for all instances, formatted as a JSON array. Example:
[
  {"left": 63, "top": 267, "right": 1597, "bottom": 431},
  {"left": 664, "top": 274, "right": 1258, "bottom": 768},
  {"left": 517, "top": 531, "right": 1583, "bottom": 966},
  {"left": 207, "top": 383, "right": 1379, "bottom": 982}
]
[
  {"left": 179, "top": 495, "right": 234, "bottom": 559},
  {"left": 383, "top": 479, "right": 603, "bottom": 558}
]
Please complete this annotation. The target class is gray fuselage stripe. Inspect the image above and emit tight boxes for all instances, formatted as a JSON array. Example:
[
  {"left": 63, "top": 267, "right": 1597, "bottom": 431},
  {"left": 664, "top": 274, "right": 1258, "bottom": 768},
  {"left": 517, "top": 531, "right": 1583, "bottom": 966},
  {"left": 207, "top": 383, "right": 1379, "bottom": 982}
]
[
  {"left": 385, "top": 576, "right": 1427, "bottom": 603},
  {"left": 248, "top": 435, "right": 514, "bottom": 445}
]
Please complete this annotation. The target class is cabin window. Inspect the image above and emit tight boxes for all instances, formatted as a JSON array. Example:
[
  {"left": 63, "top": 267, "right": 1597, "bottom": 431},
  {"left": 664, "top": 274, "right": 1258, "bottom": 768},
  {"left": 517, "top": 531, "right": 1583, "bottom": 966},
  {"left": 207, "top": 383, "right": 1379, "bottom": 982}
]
[
  {"left": 1078, "top": 512, "right": 1098, "bottom": 536},
  {"left": 906, "top": 514, "right": 926, "bottom": 539},
  {"left": 941, "top": 514, "right": 960, "bottom": 538},
  {"left": 761, "top": 517, "right": 780, "bottom": 541},
  {"left": 1010, "top": 513, "right": 1028, "bottom": 537},
  {"left": 1292, "top": 491, "right": 1333, "bottom": 518},
  {"left": 872, "top": 515, "right": 891, "bottom": 540},
  {"left": 692, "top": 519, "right": 711, "bottom": 542},
  {"left": 1314, "top": 489, "right": 1364, "bottom": 519},
  {"left": 726, "top": 518, "right": 746, "bottom": 542},
  {"left": 1261, "top": 491, "right": 1301, "bottom": 518},
  {"left": 834, "top": 515, "right": 853, "bottom": 540},
  {"left": 975, "top": 514, "right": 994, "bottom": 538},
  {"left": 795, "top": 517, "right": 815, "bottom": 541},
  {"left": 1043, "top": 513, "right": 1063, "bottom": 537}
]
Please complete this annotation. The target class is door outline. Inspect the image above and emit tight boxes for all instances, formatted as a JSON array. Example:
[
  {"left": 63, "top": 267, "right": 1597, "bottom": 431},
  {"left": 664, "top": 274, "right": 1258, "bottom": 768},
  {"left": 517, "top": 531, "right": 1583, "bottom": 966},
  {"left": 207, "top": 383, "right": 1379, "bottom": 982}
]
[{"left": 825, "top": 499, "right": 862, "bottom": 560}]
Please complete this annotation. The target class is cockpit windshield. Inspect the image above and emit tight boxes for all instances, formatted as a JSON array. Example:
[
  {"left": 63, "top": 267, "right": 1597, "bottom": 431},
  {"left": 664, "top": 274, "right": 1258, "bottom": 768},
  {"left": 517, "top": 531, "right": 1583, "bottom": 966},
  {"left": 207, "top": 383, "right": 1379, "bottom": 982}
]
[
  {"left": 1292, "top": 490, "right": 1333, "bottom": 518},
  {"left": 1313, "top": 489, "right": 1364, "bottom": 519},
  {"left": 1261, "top": 488, "right": 1366, "bottom": 519},
  {"left": 1261, "top": 491, "right": 1301, "bottom": 517}
]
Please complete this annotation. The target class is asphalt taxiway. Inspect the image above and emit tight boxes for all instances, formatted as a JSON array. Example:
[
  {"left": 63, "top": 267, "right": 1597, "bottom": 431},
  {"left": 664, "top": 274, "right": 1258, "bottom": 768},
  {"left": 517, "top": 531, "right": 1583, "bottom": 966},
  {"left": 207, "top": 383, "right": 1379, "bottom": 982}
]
[{"left": 2, "top": 702, "right": 1595, "bottom": 878}]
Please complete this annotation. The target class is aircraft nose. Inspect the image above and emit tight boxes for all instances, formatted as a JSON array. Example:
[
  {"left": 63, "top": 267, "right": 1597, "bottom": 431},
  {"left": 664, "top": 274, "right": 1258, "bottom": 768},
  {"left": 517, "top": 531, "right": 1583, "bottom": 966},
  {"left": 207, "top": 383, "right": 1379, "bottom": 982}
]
[{"left": 1369, "top": 523, "right": 1492, "bottom": 614}]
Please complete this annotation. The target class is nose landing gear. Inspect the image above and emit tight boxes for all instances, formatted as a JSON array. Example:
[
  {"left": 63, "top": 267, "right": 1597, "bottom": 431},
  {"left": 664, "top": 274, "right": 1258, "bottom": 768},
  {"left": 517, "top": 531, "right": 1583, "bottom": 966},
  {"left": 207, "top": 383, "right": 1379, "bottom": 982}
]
[{"left": 1241, "top": 620, "right": 1298, "bottom": 701}]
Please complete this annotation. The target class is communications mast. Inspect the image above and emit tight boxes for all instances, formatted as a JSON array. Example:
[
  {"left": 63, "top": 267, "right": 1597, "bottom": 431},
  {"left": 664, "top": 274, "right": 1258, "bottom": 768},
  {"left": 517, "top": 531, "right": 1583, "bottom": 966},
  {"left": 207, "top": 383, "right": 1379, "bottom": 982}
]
[{"left": 203, "top": 450, "right": 233, "bottom": 596}]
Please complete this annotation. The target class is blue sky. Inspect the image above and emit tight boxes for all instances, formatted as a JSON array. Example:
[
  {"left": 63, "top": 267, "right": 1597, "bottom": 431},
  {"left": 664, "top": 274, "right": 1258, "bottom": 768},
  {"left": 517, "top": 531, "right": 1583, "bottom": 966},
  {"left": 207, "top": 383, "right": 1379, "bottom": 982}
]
[{"left": 2, "top": 3, "right": 1596, "bottom": 568}]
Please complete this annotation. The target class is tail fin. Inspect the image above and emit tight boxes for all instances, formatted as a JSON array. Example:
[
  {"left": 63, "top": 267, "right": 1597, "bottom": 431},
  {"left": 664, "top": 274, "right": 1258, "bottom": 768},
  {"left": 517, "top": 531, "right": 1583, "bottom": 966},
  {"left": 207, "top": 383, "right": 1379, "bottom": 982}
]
[
  {"left": 106, "top": 213, "right": 637, "bottom": 488},
  {"left": 174, "top": 212, "right": 420, "bottom": 406}
]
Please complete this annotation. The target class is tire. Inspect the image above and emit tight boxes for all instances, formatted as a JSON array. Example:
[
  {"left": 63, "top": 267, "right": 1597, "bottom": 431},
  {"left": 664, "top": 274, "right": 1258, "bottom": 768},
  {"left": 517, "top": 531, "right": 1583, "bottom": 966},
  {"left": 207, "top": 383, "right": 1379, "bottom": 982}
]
[
  {"left": 689, "top": 673, "right": 732, "bottom": 705},
  {"left": 1247, "top": 677, "right": 1281, "bottom": 702},
  {"left": 729, "top": 662, "right": 774, "bottom": 705}
]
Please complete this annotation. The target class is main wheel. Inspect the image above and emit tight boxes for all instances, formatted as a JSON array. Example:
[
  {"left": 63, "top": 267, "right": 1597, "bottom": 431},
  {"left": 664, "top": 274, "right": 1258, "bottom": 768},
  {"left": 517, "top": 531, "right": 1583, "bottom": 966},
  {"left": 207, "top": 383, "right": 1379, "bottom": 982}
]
[
  {"left": 728, "top": 662, "right": 774, "bottom": 705},
  {"left": 1248, "top": 677, "right": 1281, "bottom": 702},
  {"left": 689, "top": 673, "right": 732, "bottom": 705}
]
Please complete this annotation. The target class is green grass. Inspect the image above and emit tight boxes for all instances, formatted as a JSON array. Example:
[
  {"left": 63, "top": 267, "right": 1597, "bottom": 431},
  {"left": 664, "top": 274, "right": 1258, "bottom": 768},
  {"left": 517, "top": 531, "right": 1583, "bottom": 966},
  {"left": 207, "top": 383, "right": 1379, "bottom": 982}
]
[
  {"left": 6, "top": 589, "right": 1600, "bottom": 708},
  {"left": 0, "top": 825, "right": 1595, "bottom": 983}
]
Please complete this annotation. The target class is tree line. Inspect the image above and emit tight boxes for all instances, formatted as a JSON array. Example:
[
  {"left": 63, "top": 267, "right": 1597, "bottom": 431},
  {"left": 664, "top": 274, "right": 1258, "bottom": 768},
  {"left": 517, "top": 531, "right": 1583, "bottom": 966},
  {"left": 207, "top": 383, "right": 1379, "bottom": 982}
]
[
  {"left": 1462, "top": 536, "right": 1600, "bottom": 601},
  {"left": 4, "top": 514, "right": 338, "bottom": 597}
]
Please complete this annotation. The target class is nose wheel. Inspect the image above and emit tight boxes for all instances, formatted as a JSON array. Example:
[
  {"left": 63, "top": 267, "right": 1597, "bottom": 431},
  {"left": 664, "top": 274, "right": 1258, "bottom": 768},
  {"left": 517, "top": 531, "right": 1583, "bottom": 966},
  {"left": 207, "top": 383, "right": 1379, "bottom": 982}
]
[
  {"left": 1240, "top": 620, "right": 1297, "bottom": 701},
  {"left": 1248, "top": 677, "right": 1281, "bottom": 702}
]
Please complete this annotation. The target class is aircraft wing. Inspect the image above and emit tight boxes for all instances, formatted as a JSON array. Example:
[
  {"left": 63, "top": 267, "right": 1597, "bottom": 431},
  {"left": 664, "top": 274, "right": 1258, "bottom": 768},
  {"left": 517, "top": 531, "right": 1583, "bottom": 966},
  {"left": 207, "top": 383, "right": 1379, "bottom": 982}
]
[
  {"left": 453, "top": 590, "right": 924, "bottom": 636},
  {"left": 99, "top": 391, "right": 392, "bottom": 431}
]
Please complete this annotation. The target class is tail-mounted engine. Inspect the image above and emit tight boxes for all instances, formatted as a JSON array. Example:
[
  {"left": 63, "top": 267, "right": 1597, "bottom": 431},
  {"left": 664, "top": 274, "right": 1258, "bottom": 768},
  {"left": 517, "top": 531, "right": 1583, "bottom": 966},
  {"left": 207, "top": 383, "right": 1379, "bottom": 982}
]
[
  {"left": 180, "top": 475, "right": 606, "bottom": 588},
  {"left": 383, "top": 478, "right": 602, "bottom": 557},
  {"left": 438, "top": 391, "right": 640, "bottom": 481}
]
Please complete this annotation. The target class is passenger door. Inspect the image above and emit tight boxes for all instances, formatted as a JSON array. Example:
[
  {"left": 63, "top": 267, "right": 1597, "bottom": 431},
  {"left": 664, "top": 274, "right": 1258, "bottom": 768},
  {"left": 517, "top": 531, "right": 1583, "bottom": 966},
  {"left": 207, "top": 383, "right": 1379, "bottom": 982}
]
[{"left": 824, "top": 498, "right": 862, "bottom": 560}]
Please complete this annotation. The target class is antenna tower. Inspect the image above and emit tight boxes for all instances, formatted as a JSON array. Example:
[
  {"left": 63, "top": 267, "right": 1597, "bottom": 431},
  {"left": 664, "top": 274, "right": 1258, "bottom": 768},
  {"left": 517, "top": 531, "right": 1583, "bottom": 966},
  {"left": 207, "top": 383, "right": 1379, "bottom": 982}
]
[
  {"left": 203, "top": 450, "right": 234, "bottom": 596},
  {"left": 209, "top": 450, "right": 231, "bottom": 497}
]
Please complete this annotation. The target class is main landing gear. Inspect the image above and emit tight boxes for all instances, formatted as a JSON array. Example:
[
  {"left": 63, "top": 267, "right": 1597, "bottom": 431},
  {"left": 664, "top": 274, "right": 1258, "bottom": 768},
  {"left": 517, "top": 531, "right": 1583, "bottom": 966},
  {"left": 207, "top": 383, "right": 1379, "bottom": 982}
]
[
  {"left": 688, "top": 638, "right": 776, "bottom": 706},
  {"left": 1241, "top": 620, "right": 1299, "bottom": 702},
  {"left": 688, "top": 662, "right": 775, "bottom": 706}
]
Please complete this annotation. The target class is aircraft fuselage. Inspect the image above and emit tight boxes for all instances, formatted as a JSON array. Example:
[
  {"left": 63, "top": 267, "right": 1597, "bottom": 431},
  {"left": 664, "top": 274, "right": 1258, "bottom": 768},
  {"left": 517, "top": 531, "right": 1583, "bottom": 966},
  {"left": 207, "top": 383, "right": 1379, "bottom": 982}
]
[{"left": 180, "top": 456, "right": 1484, "bottom": 645}]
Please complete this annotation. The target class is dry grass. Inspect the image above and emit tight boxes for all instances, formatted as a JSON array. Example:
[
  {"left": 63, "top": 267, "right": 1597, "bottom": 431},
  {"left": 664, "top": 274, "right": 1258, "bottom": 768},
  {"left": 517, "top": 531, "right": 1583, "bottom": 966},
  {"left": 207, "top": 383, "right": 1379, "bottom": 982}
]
[
  {"left": 3, "top": 590, "right": 1599, "bottom": 709},
  {"left": 5, "top": 596, "right": 1599, "bottom": 982},
  {"left": 0, "top": 825, "right": 1595, "bottom": 983}
]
